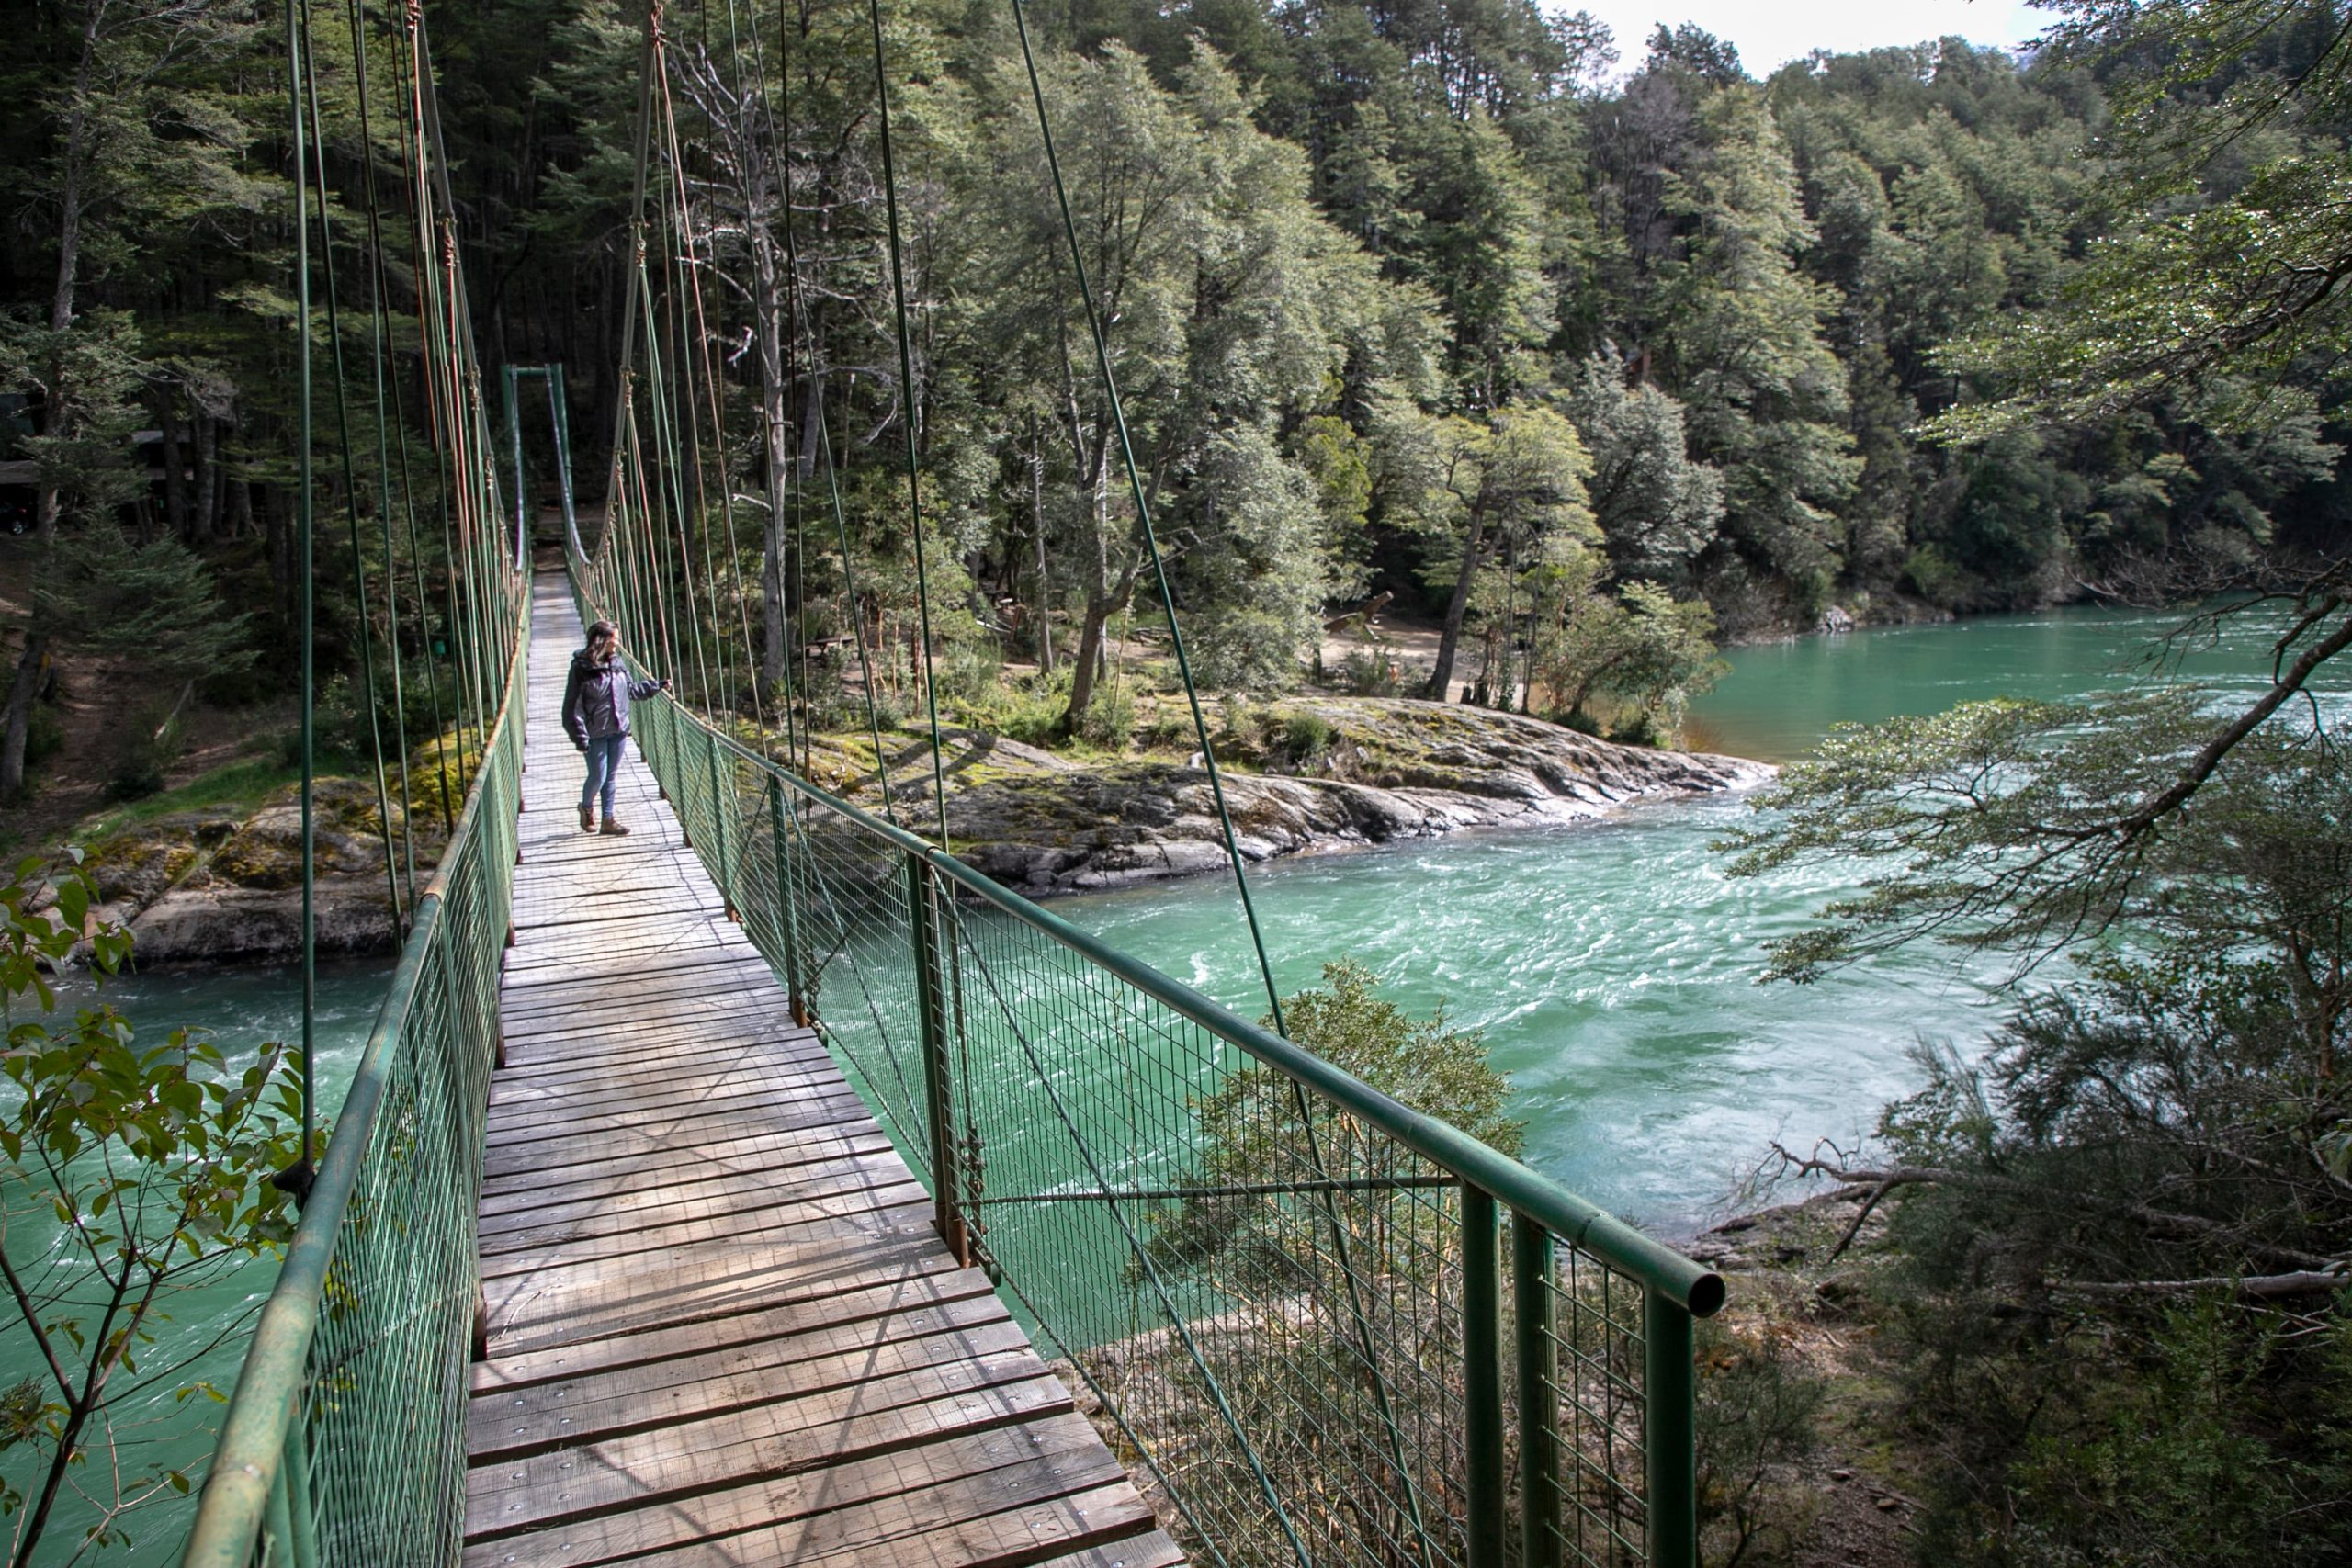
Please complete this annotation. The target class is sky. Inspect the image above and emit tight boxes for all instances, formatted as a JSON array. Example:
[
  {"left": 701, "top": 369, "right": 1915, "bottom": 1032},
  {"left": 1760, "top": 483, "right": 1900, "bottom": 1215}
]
[{"left": 1573, "top": 0, "right": 2052, "bottom": 75}]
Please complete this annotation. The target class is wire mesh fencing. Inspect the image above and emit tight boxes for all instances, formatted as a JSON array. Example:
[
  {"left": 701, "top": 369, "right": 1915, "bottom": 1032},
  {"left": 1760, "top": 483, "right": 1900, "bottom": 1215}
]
[
  {"left": 628, "top": 682, "right": 1724, "bottom": 1568},
  {"left": 179, "top": 621, "right": 527, "bottom": 1568}
]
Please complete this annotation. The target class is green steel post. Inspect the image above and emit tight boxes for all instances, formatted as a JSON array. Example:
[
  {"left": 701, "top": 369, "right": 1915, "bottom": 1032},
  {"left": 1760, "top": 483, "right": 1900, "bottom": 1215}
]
[
  {"left": 281, "top": 1417, "right": 320, "bottom": 1568},
  {"left": 904, "top": 852, "right": 967, "bottom": 1263},
  {"left": 707, "top": 731, "right": 734, "bottom": 916},
  {"left": 1515, "top": 1213, "right": 1563, "bottom": 1568},
  {"left": 1645, "top": 1284, "right": 1699, "bottom": 1568},
  {"left": 547, "top": 364, "right": 580, "bottom": 560},
  {"left": 767, "top": 777, "right": 807, "bottom": 1024},
  {"left": 1464, "top": 1184, "right": 1505, "bottom": 1568},
  {"left": 289, "top": 0, "right": 318, "bottom": 1192},
  {"left": 263, "top": 1459, "right": 293, "bottom": 1568}
]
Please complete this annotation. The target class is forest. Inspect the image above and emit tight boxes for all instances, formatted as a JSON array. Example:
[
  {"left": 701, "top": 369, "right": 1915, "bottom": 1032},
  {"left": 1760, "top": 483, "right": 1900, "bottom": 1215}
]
[
  {"left": 7, "top": 0, "right": 2350, "bottom": 814},
  {"left": 4, "top": 1, "right": 2351, "bottom": 1566}
]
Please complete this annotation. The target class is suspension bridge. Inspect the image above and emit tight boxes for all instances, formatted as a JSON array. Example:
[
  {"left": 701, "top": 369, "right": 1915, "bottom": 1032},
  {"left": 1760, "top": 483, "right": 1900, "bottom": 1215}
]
[{"left": 172, "top": 2, "right": 1724, "bottom": 1565}]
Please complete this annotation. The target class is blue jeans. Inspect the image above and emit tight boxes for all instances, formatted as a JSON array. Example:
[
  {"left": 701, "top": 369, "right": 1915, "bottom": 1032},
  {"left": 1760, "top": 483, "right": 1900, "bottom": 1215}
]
[{"left": 581, "top": 733, "right": 626, "bottom": 818}]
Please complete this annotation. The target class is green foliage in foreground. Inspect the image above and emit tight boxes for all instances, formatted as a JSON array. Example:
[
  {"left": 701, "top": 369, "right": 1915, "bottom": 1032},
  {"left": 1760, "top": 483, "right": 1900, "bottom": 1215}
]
[
  {"left": 0, "top": 856, "right": 302, "bottom": 1564},
  {"left": 1729, "top": 594, "right": 2352, "bottom": 1562},
  {"left": 1143, "top": 959, "right": 1521, "bottom": 1282}
]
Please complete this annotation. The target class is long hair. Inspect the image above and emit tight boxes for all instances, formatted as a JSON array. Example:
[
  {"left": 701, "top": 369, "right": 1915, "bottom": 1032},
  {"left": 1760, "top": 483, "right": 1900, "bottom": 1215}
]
[{"left": 585, "top": 619, "right": 617, "bottom": 658}]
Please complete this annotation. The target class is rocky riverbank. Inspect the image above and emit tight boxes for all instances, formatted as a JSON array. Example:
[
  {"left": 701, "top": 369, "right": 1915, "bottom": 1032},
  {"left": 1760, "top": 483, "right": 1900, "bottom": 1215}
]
[
  {"left": 59, "top": 777, "right": 440, "bottom": 964},
  {"left": 52, "top": 696, "right": 1769, "bottom": 962},
  {"left": 834, "top": 695, "right": 1772, "bottom": 895}
]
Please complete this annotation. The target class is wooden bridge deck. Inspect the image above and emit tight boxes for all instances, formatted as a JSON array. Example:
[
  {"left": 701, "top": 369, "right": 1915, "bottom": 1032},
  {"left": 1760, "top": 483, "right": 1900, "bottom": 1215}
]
[{"left": 460, "top": 575, "right": 1181, "bottom": 1568}]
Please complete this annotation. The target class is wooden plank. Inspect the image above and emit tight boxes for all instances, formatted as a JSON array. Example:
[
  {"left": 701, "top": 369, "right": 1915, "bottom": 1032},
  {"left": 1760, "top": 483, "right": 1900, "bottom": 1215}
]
[
  {"left": 500, "top": 936, "right": 760, "bottom": 981},
  {"left": 488, "top": 1032, "right": 829, "bottom": 1091},
  {"left": 472, "top": 1114, "right": 884, "bottom": 1203},
  {"left": 485, "top": 1032, "right": 830, "bottom": 1097},
  {"left": 478, "top": 1195, "right": 932, "bottom": 1303},
  {"left": 494, "top": 1027, "right": 821, "bottom": 1081},
  {"left": 481, "top": 1067, "right": 864, "bottom": 1145},
  {"left": 477, "top": 1126, "right": 893, "bottom": 1226},
  {"left": 499, "top": 970, "right": 782, "bottom": 1020},
  {"left": 497, "top": 1010, "right": 814, "bottom": 1059},
  {"left": 1029, "top": 1533, "right": 1190, "bottom": 1568},
  {"left": 474, "top": 1169, "right": 929, "bottom": 1278},
  {"left": 470, "top": 1312, "right": 1033, "bottom": 1459},
  {"left": 461, "top": 1414, "right": 1120, "bottom": 1568},
  {"left": 478, "top": 1145, "right": 912, "bottom": 1252},
  {"left": 464, "top": 1359, "right": 1071, "bottom": 1539},
  {"left": 470, "top": 1269, "right": 1002, "bottom": 1394},
  {"left": 479, "top": 1096, "right": 879, "bottom": 1185},
  {"left": 486, "top": 1054, "right": 841, "bottom": 1121},
  {"left": 774, "top": 1481, "right": 1158, "bottom": 1568},
  {"left": 481, "top": 1235, "right": 963, "bottom": 1354}
]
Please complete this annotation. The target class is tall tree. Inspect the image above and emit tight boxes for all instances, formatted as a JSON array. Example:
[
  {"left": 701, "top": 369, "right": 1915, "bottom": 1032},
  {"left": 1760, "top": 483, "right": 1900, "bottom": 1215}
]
[
  {"left": 1652, "top": 84, "right": 1859, "bottom": 612},
  {"left": 1381, "top": 400, "right": 1594, "bottom": 699}
]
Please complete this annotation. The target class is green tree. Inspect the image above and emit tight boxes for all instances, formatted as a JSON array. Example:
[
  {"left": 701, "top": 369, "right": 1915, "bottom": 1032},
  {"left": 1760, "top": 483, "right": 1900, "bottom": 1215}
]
[
  {"left": 1652, "top": 85, "right": 1859, "bottom": 610},
  {"left": 0, "top": 855, "right": 301, "bottom": 1564},
  {"left": 1932, "top": 1, "right": 2352, "bottom": 442},
  {"left": 1556, "top": 352, "right": 1723, "bottom": 586},
  {"left": 1532, "top": 572, "right": 1724, "bottom": 739},
  {"left": 1381, "top": 400, "right": 1594, "bottom": 700},
  {"left": 958, "top": 40, "right": 1411, "bottom": 728}
]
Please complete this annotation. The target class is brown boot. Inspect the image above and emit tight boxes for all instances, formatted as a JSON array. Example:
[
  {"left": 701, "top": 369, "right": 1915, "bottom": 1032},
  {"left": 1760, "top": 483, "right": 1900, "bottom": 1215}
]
[
  {"left": 599, "top": 818, "right": 631, "bottom": 836},
  {"left": 578, "top": 803, "right": 595, "bottom": 833}
]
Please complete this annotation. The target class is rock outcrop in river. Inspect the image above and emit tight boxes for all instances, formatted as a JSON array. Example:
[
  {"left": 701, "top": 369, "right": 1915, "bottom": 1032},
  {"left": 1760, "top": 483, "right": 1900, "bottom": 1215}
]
[
  {"left": 57, "top": 697, "right": 1769, "bottom": 961},
  {"left": 69, "top": 778, "right": 435, "bottom": 964},
  {"left": 862, "top": 696, "right": 1773, "bottom": 894}
]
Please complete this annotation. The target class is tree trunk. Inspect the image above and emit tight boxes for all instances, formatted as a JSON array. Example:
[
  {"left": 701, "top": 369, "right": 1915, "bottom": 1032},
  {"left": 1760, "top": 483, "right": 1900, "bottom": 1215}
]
[
  {"left": 35, "top": 0, "right": 105, "bottom": 547},
  {"left": 1423, "top": 508, "right": 1488, "bottom": 700},
  {"left": 1059, "top": 457, "right": 1117, "bottom": 731},
  {"left": 158, "top": 390, "right": 188, "bottom": 538},
  {"left": 1065, "top": 593, "right": 1114, "bottom": 726},
  {"left": 193, "top": 412, "right": 220, "bottom": 541},
  {"left": 752, "top": 231, "right": 789, "bottom": 693},
  {"left": 229, "top": 469, "right": 254, "bottom": 541},
  {"left": 1, "top": 633, "right": 51, "bottom": 799},
  {"left": 1030, "top": 418, "right": 1052, "bottom": 674}
]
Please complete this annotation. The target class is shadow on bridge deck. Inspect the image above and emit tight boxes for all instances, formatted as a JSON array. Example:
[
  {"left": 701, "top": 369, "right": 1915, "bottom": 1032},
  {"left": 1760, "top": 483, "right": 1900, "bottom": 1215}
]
[{"left": 458, "top": 576, "right": 1182, "bottom": 1568}]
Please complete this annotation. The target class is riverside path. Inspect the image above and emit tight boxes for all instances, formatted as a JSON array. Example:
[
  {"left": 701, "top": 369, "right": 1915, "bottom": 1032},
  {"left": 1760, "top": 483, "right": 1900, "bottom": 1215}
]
[{"left": 458, "top": 574, "right": 1182, "bottom": 1568}]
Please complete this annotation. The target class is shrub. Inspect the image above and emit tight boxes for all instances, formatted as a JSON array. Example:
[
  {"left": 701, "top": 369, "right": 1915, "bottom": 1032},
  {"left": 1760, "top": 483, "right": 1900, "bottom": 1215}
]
[
  {"left": 1279, "top": 712, "right": 1335, "bottom": 768},
  {"left": 1695, "top": 1320, "right": 1823, "bottom": 1568},
  {"left": 1138, "top": 707, "right": 1194, "bottom": 751},
  {"left": 23, "top": 702, "right": 62, "bottom": 771},
  {"left": 933, "top": 643, "right": 1002, "bottom": 707},
  {"left": 1074, "top": 685, "right": 1134, "bottom": 748},
  {"left": 1337, "top": 649, "right": 1407, "bottom": 697},
  {"left": 105, "top": 700, "right": 187, "bottom": 801}
]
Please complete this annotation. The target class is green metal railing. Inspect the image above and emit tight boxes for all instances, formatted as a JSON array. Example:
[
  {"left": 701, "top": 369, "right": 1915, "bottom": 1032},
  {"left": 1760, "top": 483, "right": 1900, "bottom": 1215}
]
[
  {"left": 179, "top": 611, "right": 528, "bottom": 1568},
  {"left": 588, "top": 577, "right": 1724, "bottom": 1568}
]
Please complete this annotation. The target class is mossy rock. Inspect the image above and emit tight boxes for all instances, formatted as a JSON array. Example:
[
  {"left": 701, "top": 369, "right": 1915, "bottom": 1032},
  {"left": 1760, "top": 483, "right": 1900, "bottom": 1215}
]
[
  {"left": 80, "top": 824, "right": 214, "bottom": 906},
  {"left": 214, "top": 795, "right": 388, "bottom": 890}
]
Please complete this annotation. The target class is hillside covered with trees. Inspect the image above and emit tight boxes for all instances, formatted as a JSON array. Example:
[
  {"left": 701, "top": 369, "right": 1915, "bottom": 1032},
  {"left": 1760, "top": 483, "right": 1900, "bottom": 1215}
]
[{"left": 7, "top": 0, "right": 2350, "bottom": 826}]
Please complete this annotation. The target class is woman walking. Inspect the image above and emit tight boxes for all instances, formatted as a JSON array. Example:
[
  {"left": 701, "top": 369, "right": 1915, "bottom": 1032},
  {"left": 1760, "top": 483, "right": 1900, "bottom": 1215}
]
[{"left": 560, "top": 619, "right": 668, "bottom": 835}]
